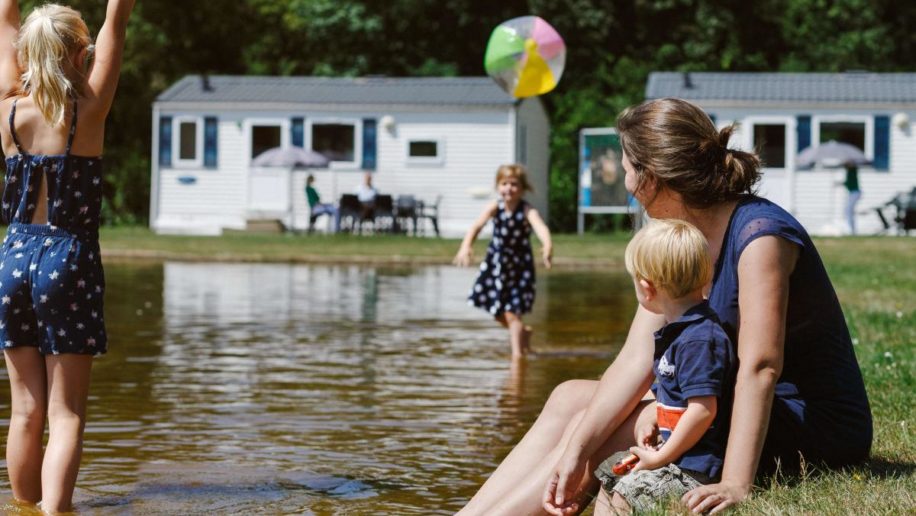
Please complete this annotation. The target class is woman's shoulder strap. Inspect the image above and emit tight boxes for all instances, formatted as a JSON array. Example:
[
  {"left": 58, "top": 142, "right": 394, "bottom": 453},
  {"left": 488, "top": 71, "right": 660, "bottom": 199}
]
[
  {"left": 7, "top": 96, "right": 23, "bottom": 154},
  {"left": 65, "top": 98, "right": 78, "bottom": 155}
]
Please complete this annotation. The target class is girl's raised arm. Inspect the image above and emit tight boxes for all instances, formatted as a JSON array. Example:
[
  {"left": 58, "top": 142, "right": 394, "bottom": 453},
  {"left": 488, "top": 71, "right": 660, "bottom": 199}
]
[
  {"left": 0, "top": 0, "right": 20, "bottom": 95},
  {"left": 525, "top": 206, "right": 553, "bottom": 268},
  {"left": 85, "top": 0, "right": 134, "bottom": 115},
  {"left": 453, "top": 201, "right": 497, "bottom": 267}
]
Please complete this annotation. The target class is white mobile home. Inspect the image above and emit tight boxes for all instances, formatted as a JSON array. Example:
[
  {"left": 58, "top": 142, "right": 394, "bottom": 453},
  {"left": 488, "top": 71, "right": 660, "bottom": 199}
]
[
  {"left": 150, "top": 75, "right": 550, "bottom": 236},
  {"left": 647, "top": 72, "right": 916, "bottom": 235}
]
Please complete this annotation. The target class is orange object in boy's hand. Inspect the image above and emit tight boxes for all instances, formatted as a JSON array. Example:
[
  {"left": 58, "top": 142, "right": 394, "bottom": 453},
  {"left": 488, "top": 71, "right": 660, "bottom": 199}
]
[{"left": 611, "top": 453, "right": 639, "bottom": 475}]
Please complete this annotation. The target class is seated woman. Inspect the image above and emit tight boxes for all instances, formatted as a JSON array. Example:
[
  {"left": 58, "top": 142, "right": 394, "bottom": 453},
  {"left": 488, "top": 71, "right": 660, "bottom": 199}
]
[{"left": 458, "top": 98, "right": 872, "bottom": 515}]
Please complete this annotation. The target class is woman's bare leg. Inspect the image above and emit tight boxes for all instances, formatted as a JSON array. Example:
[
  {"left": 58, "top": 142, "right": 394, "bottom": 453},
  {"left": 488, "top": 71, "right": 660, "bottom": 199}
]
[
  {"left": 484, "top": 399, "right": 650, "bottom": 515},
  {"left": 40, "top": 354, "right": 93, "bottom": 514},
  {"left": 4, "top": 348, "right": 48, "bottom": 504},
  {"left": 458, "top": 380, "right": 597, "bottom": 515}
]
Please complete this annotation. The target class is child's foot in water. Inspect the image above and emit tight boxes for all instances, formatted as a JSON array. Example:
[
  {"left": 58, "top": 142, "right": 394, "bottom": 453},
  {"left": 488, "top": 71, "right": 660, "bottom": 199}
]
[{"left": 521, "top": 325, "right": 534, "bottom": 354}]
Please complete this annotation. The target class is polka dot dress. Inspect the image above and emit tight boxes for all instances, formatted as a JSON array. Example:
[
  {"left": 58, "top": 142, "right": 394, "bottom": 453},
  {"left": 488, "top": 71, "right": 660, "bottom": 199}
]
[{"left": 468, "top": 199, "right": 536, "bottom": 316}]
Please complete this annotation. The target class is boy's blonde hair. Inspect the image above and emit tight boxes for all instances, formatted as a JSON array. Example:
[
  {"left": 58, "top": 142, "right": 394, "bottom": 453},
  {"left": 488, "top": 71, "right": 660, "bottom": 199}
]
[
  {"left": 624, "top": 219, "right": 712, "bottom": 299},
  {"left": 495, "top": 164, "right": 533, "bottom": 192},
  {"left": 17, "top": 4, "right": 92, "bottom": 126}
]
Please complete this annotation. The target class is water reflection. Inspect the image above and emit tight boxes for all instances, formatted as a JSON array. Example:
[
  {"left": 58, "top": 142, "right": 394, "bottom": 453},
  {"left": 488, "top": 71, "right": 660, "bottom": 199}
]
[{"left": 1, "top": 262, "right": 636, "bottom": 514}]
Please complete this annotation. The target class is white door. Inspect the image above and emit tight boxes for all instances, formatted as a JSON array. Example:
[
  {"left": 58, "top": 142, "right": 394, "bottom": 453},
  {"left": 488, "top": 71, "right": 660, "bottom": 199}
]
[
  {"left": 248, "top": 167, "right": 291, "bottom": 213},
  {"left": 745, "top": 117, "right": 795, "bottom": 212}
]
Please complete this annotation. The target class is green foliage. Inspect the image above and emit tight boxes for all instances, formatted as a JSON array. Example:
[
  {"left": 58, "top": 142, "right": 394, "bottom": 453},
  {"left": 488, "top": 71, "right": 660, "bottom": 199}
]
[{"left": 7, "top": 0, "right": 913, "bottom": 229}]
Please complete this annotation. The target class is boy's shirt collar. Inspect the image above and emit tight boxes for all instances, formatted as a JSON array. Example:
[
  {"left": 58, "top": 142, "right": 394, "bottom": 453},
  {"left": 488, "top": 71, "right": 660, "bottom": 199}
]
[{"left": 653, "top": 300, "right": 717, "bottom": 358}]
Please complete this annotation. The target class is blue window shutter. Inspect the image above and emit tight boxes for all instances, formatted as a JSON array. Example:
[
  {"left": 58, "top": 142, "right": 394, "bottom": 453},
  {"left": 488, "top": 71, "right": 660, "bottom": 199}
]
[
  {"left": 796, "top": 115, "right": 811, "bottom": 153},
  {"left": 291, "top": 117, "right": 304, "bottom": 147},
  {"left": 204, "top": 117, "right": 218, "bottom": 168},
  {"left": 874, "top": 115, "right": 890, "bottom": 171},
  {"left": 159, "top": 116, "right": 172, "bottom": 167},
  {"left": 362, "top": 118, "right": 377, "bottom": 170}
]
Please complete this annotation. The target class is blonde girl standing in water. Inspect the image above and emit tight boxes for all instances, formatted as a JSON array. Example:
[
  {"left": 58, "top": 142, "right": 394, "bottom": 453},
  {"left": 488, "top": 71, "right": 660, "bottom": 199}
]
[
  {"left": 454, "top": 164, "right": 553, "bottom": 358},
  {"left": 0, "top": 1, "right": 133, "bottom": 512}
]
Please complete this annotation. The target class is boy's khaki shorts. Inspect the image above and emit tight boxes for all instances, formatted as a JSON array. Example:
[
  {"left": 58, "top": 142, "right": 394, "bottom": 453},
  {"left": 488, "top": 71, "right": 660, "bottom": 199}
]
[{"left": 595, "top": 452, "right": 707, "bottom": 512}]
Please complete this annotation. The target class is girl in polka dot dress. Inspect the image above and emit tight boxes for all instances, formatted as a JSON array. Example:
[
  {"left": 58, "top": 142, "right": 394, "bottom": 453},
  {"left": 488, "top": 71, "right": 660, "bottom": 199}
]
[
  {"left": 454, "top": 164, "right": 553, "bottom": 358},
  {"left": 0, "top": 1, "right": 134, "bottom": 512}
]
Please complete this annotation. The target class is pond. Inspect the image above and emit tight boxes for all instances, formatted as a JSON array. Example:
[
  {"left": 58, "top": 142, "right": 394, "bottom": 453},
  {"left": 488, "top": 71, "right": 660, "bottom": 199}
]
[{"left": 1, "top": 262, "right": 637, "bottom": 514}]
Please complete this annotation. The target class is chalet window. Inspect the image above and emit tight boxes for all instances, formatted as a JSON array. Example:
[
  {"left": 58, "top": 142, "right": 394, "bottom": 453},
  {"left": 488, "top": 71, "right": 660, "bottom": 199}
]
[
  {"left": 311, "top": 122, "right": 356, "bottom": 164},
  {"left": 172, "top": 117, "right": 203, "bottom": 168},
  {"left": 179, "top": 122, "right": 197, "bottom": 160},
  {"left": 819, "top": 121, "right": 866, "bottom": 151},
  {"left": 752, "top": 124, "right": 786, "bottom": 168},
  {"left": 251, "top": 124, "right": 282, "bottom": 160}
]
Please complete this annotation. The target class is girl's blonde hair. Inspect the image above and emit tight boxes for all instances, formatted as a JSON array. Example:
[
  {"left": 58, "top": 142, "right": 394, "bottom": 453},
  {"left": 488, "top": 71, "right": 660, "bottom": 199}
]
[
  {"left": 624, "top": 219, "right": 712, "bottom": 299},
  {"left": 495, "top": 164, "right": 533, "bottom": 192},
  {"left": 17, "top": 4, "right": 92, "bottom": 126}
]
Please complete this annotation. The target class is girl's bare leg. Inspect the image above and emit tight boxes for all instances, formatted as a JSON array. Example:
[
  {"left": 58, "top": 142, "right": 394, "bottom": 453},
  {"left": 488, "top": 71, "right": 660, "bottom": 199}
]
[
  {"left": 458, "top": 380, "right": 598, "bottom": 515},
  {"left": 503, "top": 311, "right": 529, "bottom": 357},
  {"left": 4, "top": 348, "right": 48, "bottom": 504},
  {"left": 40, "top": 354, "right": 93, "bottom": 514},
  {"left": 485, "top": 399, "right": 650, "bottom": 515}
]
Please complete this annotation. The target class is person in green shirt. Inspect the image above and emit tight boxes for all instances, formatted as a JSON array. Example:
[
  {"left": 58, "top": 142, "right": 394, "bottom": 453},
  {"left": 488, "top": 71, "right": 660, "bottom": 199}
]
[
  {"left": 306, "top": 174, "right": 338, "bottom": 232},
  {"left": 841, "top": 161, "right": 861, "bottom": 235}
]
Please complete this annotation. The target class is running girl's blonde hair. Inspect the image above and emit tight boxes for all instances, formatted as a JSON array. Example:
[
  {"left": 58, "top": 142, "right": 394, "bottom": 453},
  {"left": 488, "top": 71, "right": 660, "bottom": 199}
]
[
  {"left": 624, "top": 219, "right": 713, "bottom": 299},
  {"left": 495, "top": 164, "right": 533, "bottom": 192},
  {"left": 17, "top": 4, "right": 92, "bottom": 126}
]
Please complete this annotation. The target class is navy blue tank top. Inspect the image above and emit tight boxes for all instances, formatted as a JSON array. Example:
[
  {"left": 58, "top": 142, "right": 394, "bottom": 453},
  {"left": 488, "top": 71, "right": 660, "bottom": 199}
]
[
  {"left": 707, "top": 196, "right": 872, "bottom": 455},
  {"left": 2, "top": 98, "right": 104, "bottom": 238}
]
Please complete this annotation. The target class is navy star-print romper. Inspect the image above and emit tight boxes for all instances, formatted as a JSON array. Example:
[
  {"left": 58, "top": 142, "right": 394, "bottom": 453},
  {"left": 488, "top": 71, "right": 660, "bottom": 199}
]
[
  {"left": 468, "top": 199, "right": 536, "bottom": 316},
  {"left": 0, "top": 98, "right": 107, "bottom": 356}
]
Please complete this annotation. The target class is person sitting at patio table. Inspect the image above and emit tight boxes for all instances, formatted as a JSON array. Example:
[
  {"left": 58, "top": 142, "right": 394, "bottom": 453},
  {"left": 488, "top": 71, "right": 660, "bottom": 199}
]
[
  {"left": 355, "top": 171, "right": 378, "bottom": 219},
  {"left": 305, "top": 174, "right": 338, "bottom": 232}
]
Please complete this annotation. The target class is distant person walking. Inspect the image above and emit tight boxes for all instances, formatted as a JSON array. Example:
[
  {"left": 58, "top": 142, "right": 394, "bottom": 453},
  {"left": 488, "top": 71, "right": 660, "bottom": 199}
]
[
  {"left": 841, "top": 160, "right": 861, "bottom": 235},
  {"left": 0, "top": 1, "right": 134, "bottom": 512},
  {"left": 453, "top": 164, "right": 552, "bottom": 359}
]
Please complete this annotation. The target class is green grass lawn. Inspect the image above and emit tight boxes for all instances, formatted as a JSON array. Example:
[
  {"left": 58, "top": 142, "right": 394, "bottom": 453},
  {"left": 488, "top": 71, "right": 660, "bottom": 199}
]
[{"left": 98, "top": 228, "right": 915, "bottom": 514}]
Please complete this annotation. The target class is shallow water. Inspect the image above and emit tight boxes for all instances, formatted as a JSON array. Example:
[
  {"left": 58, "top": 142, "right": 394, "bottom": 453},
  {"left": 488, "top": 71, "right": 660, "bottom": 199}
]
[{"left": 0, "top": 262, "right": 636, "bottom": 514}]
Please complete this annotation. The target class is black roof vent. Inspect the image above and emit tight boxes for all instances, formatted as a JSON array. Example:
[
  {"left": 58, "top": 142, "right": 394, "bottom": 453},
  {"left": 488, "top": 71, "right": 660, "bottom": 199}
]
[{"left": 682, "top": 72, "right": 694, "bottom": 89}]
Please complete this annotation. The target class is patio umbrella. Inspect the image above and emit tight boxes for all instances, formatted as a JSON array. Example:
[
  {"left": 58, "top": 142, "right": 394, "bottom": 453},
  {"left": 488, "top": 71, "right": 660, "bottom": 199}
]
[
  {"left": 796, "top": 140, "right": 868, "bottom": 168},
  {"left": 252, "top": 146, "right": 329, "bottom": 168}
]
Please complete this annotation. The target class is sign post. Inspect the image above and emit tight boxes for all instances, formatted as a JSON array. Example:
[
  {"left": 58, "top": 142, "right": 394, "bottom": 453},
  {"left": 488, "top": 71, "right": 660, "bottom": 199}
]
[{"left": 577, "top": 128, "right": 643, "bottom": 234}]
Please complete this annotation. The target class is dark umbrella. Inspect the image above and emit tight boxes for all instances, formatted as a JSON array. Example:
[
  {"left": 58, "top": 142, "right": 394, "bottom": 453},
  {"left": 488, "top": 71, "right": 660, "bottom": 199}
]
[
  {"left": 796, "top": 140, "right": 868, "bottom": 168},
  {"left": 252, "top": 146, "right": 329, "bottom": 168}
]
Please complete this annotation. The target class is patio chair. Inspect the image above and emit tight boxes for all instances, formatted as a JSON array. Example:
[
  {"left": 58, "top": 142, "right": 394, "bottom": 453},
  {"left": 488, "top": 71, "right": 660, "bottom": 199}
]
[
  {"left": 338, "top": 194, "right": 363, "bottom": 233},
  {"left": 868, "top": 187, "right": 916, "bottom": 235},
  {"left": 418, "top": 195, "right": 441, "bottom": 237},
  {"left": 373, "top": 194, "right": 396, "bottom": 233},
  {"left": 395, "top": 195, "right": 419, "bottom": 235}
]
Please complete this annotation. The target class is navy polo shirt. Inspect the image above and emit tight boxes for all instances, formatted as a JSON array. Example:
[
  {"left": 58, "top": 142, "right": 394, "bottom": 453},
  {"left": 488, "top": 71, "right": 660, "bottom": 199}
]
[{"left": 652, "top": 300, "right": 736, "bottom": 480}]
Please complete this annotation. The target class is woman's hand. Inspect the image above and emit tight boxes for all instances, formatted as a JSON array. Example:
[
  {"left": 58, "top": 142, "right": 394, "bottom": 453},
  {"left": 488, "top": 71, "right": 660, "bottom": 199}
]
[
  {"left": 542, "top": 452, "right": 588, "bottom": 515},
  {"left": 542, "top": 245, "right": 553, "bottom": 269},
  {"left": 681, "top": 480, "right": 751, "bottom": 514},
  {"left": 452, "top": 247, "right": 473, "bottom": 267}
]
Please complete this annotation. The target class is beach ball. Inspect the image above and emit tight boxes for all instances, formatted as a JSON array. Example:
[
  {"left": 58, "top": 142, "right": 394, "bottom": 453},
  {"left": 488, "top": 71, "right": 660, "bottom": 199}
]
[{"left": 484, "top": 16, "right": 566, "bottom": 98}]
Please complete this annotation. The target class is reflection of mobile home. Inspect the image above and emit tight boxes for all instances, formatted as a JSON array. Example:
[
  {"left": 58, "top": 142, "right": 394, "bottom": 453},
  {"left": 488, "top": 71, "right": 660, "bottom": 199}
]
[
  {"left": 150, "top": 76, "right": 550, "bottom": 236},
  {"left": 647, "top": 72, "right": 916, "bottom": 235}
]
